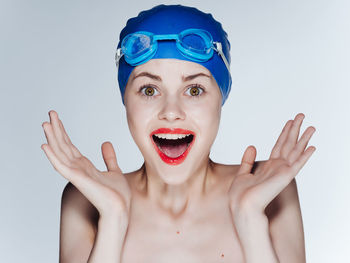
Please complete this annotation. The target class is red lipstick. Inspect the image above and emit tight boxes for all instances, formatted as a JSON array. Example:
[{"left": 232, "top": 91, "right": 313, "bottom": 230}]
[{"left": 150, "top": 128, "right": 196, "bottom": 165}]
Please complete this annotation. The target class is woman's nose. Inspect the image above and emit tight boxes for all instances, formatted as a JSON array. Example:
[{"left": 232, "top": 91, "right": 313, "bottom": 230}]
[{"left": 158, "top": 96, "right": 186, "bottom": 122}]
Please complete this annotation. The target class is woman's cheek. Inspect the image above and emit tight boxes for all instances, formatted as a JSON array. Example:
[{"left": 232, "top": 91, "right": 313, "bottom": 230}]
[
  {"left": 126, "top": 103, "right": 144, "bottom": 141},
  {"left": 127, "top": 103, "right": 154, "bottom": 143}
]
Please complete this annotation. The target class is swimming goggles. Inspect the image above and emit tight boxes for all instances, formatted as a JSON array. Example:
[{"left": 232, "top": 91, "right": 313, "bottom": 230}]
[{"left": 115, "top": 28, "right": 230, "bottom": 73}]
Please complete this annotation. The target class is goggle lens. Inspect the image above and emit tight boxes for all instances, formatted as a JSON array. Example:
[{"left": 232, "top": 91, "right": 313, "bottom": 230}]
[
  {"left": 180, "top": 34, "right": 207, "bottom": 53},
  {"left": 179, "top": 30, "right": 212, "bottom": 55},
  {"left": 122, "top": 33, "right": 152, "bottom": 59}
]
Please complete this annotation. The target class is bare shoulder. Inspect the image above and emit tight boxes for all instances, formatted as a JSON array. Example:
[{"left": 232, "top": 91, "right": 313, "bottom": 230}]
[
  {"left": 60, "top": 182, "right": 100, "bottom": 262},
  {"left": 61, "top": 182, "right": 99, "bottom": 226},
  {"left": 211, "top": 159, "right": 304, "bottom": 261},
  {"left": 121, "top": 164, "right": 151, "bottom": 195},
  {"left": 209, "top": 159, "right": 240, "bottom": 192},
  {"left": 210, "top": 159, "right": 268, "bottom": 176},
  {"left": 62, "top": 182, "right": 95, "bottom": 211},
  {"left": 210, "top": 158, "right": 300, "bottom": 217}
]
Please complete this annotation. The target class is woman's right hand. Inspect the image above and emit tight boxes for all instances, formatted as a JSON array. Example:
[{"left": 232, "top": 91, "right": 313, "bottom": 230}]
[{"left": 41, "top": 110, "right": 131, "bottom": 222}]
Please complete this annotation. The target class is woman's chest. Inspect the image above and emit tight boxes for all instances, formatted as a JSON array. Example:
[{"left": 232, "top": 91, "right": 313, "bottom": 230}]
[{"left": 121, "top": 204, "right": 244, "bottom": 263}]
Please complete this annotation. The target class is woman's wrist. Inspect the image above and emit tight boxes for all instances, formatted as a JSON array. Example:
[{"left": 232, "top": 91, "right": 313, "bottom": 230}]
[
  {"left": 99, "top": 209, "right": 129, "bottom": 229},
  {"left": 231, "top": 205, "right": 266, "bottom": 227},
  {"left": 231, "top": 208, "right": 279, "bottom": 263},
  {"left": 97, "top": 214, "right": 129, "bottom": 246},
  {"left": 87, "top": 212, "right": 129, "bottom": 263}
]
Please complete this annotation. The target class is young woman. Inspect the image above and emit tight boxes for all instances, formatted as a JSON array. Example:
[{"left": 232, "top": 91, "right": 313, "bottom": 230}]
[{"left": 41, "top": 5, "right": 316, "bottom": 263}]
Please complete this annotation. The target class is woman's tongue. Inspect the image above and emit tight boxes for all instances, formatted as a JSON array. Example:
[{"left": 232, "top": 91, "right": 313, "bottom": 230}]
[{"left": 158, "top": 140, "right": 188, "bottom": 158}]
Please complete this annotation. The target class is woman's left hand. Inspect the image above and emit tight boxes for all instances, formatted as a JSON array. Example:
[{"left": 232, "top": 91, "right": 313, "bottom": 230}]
[{"left": 229, "top": 113, "right": 316, "bottom": 220}]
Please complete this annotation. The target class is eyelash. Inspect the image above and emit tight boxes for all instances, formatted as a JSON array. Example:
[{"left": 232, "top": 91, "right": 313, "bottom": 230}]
[
  {"left": 138, "top": 84, "right": 205, "bottom": 99},
  {"left": 138, "top": 84, "right": 157, "bottom": 100}
]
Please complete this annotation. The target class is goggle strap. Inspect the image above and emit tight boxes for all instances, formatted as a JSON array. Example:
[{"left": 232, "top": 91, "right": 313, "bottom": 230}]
[
  {"left": 214, "top": 42, "right": 230, "bottom": 73},
  {"left": 115, "top": 48, "right": 123, "bottom": 67}
]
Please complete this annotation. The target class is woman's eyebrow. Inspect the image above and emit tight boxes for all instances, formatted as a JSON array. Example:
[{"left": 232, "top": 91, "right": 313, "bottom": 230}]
[
  {"left": 132, "top": 71, "right": 211, "bottom": 82},
  {"left": 133, "top": 72, "right": 161, "bottom": 81},
  {"left": 183, "top": 73, "right": 211, "bottom": 81}
]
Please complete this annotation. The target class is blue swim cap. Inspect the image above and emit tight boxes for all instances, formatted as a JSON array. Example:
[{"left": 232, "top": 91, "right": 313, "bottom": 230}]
[{"left": 117, "top": 4, "right": 232, "bottom": 105}]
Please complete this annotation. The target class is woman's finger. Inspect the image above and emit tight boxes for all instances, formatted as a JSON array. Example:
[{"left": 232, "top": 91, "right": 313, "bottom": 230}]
[
  {"left": 253, "top": 166, "right": 296, "bottom": 209},
  {"left": 292, "top": 146, "right": 316, "bottom": 173},
  {"left": 41, "top": 143, "right": 73, "bottom": 181},
  {"left": 280, "top": 113, "right": 305, "bottom": 159},
  {"left": 41, "top": 143, "right": 96, "bottom": 192},
  {"left": 42, "top": 122, "right": 70, "bottom": 165},
  {"left": 288, "top": 126, "right": 316, "bottom": 163},
  {"left": 238, "top": 145, "right": 256, "bottom": 175},
  {"left": 270, "top": 120, "right": 293, "bottom": 159},
  {"left": 57, "top": 117, "right": 82, "bottom": 158},
  {"left": 49, "top": 111, "right": 75, "bottom": 159},
  {"left": 101, "top": 142, "right": 122, "bottom": 173}
]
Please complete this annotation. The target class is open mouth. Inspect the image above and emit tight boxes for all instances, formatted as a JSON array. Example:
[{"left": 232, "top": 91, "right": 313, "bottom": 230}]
[{"left": 150, "top": 128, "right": 195, "bottom": 165}]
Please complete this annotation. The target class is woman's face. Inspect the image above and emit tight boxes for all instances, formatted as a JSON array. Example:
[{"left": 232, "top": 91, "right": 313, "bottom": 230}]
[{"left": 124, "top": 59, "right": 222, "bottom": 184}]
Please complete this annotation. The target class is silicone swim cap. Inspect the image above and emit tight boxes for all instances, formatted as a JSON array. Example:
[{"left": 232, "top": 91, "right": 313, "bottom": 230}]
[{"left": 117, "top": 4, "right": 232, "bottom": 105}]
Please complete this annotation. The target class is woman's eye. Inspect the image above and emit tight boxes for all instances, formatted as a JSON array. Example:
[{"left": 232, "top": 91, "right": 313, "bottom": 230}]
[
  {"left": 140, "top": 85, "right": 159, "bottom": 97},
  {"left": 186, "top": 85, "right": 204, "bottom": 97}
]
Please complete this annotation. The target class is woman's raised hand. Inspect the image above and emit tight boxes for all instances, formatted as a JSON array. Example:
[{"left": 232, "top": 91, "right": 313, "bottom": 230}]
[
  {"left": 41, "top": 110, "right": 131, "bottom": 220},
  {"left": 229, "top": 113, "right": 316, "bottom": 218}
]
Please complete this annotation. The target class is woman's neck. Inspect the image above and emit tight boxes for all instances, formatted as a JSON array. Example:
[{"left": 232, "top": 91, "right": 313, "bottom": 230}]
[{"left": 135, "top": 158, "right": 216, "bottom": 218}]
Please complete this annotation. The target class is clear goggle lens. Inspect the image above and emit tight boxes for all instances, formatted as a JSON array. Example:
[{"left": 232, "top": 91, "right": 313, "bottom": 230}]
[
  {"left": 121, "top": 33, "right": 153, "bottom": 59},
  {"left": 178, "top": 30, "right": 212, "bottom": 55}
]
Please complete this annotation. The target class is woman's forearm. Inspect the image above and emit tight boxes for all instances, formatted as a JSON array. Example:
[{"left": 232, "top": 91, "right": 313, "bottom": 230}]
[
  {"left": 87, "top": 213, "right": 128, "bottom": 263},
  {"left": 233, "top": 210, "right": 279, "bottom": 263}
]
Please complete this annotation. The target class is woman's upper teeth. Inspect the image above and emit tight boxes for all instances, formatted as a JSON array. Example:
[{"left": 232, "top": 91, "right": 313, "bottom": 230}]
[{"left": 154, "top": 133, "right": 191, "bottom": 140}]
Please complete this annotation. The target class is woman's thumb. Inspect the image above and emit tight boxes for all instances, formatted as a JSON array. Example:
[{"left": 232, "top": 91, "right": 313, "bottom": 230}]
[
  {"left": 238, "top": 145, "right": 257, "bottom": 175},
  {"left": 101, "top": 141, "right": 122, "bottom": 173}
]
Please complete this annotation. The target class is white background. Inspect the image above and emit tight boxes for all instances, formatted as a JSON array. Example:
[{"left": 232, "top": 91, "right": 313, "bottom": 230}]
[{"left": 1, "top": 0, "right": 349, "bottom": 262}]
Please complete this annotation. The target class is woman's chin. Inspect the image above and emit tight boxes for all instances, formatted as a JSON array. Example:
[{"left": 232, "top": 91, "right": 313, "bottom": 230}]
[
  {"left": 155, "top": 167, "right": 192, "bottom": 185},
  {"left": 145, "top": 151, "right": 207, "bottom": 185}
]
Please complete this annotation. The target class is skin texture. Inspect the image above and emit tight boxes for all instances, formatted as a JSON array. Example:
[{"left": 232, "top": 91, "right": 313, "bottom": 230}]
[
  {"left": 123, "top": 59, "right": 222, "bottom": 214},
  {"left": 41, "top": 58, "right": 316, "bottom": 262},
  {"left": 229, "top": 114, "right": 315, "bottom": 262}
]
